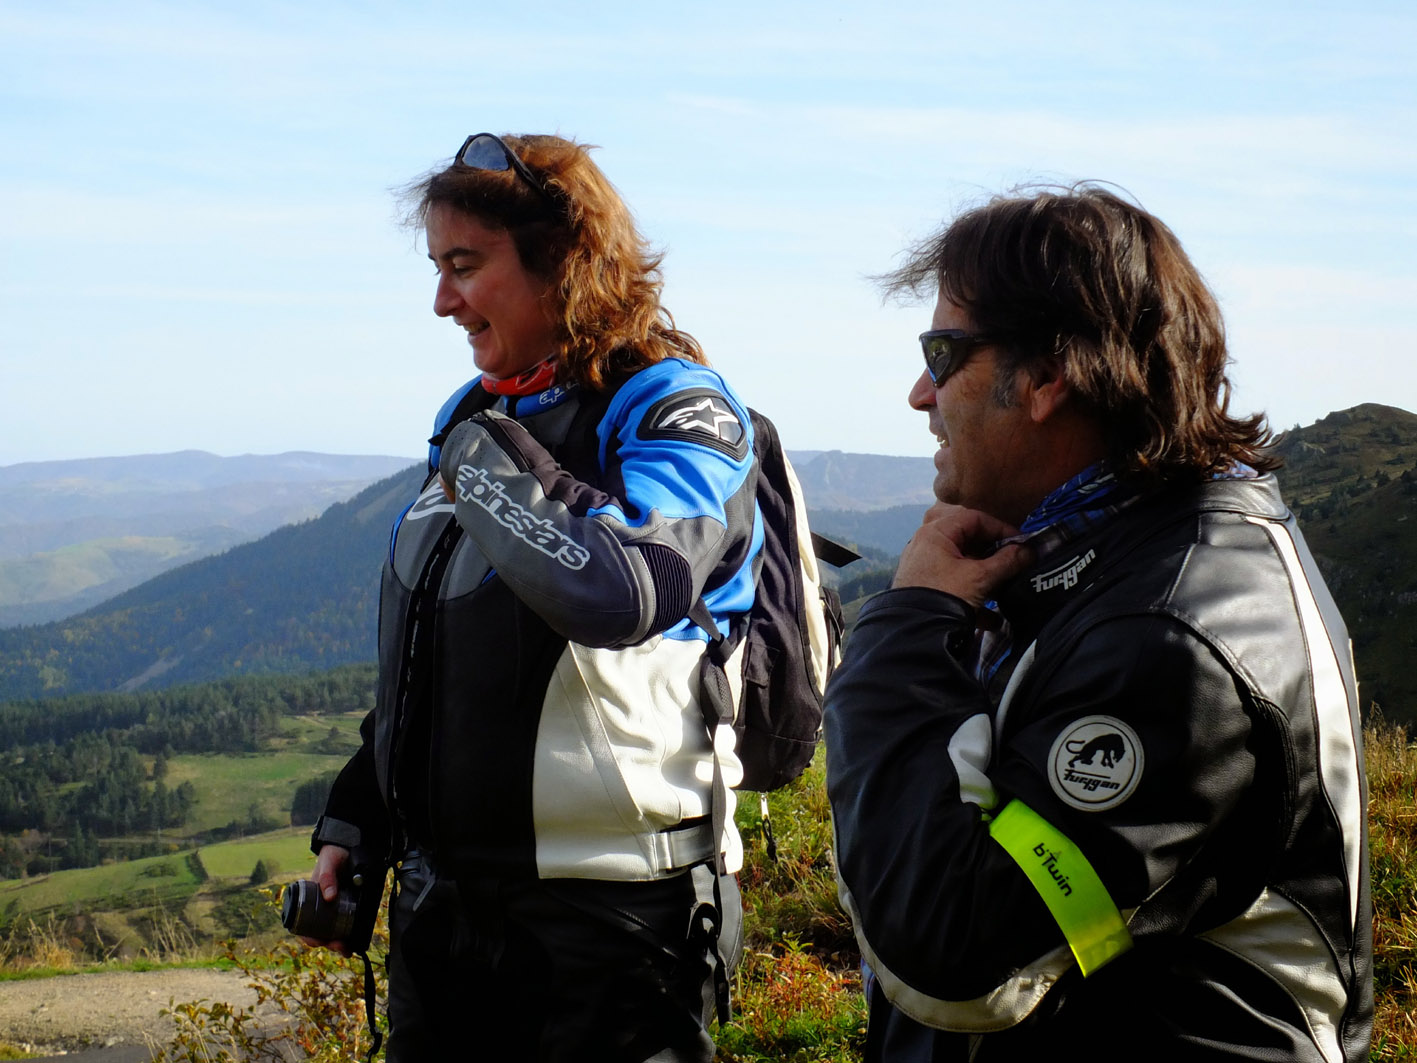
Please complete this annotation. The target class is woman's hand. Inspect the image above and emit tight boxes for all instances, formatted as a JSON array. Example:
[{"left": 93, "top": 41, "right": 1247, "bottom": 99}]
[{"left": 296, "top": 844, "right": 353, "bottom": 956}]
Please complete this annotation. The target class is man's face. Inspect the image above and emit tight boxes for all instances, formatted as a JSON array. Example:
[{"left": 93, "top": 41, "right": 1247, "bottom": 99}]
[{"left": 907, "top": 295, "right": 1037, "bottom": 525}]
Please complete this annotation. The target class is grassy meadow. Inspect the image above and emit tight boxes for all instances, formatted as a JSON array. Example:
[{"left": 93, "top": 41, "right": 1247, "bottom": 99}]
[
  {"left": 162, "top": 709, "right": 362, "bottom": 832},
  {"left": 0, "top": 711, "right": 349, "bottom": 966}
]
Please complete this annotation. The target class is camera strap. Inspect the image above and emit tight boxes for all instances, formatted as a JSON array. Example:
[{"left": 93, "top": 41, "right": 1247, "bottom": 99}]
[{"left": 357, "top": 948, "right": 382, "bottom": 1062}]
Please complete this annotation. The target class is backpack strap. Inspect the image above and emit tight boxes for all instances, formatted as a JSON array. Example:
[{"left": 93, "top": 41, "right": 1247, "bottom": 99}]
[
  {"left": 696, "top": 647, "right": 736, "bottom": 1024},
  {"left": 427, "top": 381, "right": 500, "bottom": 483},
  {"left": 686, "top": 408, "right": 860, "bottom": 1024},
  {"left": 811, "top": 531, "right": 861, "bottom": 569}
]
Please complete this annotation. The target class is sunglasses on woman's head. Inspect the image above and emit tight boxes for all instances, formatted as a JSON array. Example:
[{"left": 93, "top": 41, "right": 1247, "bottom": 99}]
[{"left": 454, "top": 132, "right": 558, "bottom": 209}]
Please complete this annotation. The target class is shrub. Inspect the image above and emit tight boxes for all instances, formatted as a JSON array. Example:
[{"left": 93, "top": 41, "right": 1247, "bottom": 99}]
[
  {"left": 155, "top": 888, "right": 387, "bottom": 1063},
  {"left": 717, "top": 935, "right": 867, "bottom": 1062}
]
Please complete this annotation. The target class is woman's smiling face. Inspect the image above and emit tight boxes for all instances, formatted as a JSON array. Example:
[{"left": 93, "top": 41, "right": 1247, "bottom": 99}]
[{"left": 426, "top": 203, "right": 560, "bottom": 382}]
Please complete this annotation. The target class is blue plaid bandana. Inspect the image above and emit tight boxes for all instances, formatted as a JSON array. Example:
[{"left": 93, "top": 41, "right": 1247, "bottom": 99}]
[
  {"left": 973, "top": 461, "right": 1258, "bottom": 690},
  {"left": 974, "top": 462, "right": 1142, "bottom": 690}
]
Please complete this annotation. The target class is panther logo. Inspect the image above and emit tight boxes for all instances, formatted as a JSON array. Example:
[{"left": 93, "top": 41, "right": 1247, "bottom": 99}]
[
  {"left": 1066, "top": 732, "right": 1127, "bottom": 769},
  {"left": 1048, "top": 717, "right": 1144, "bottom": 812}
]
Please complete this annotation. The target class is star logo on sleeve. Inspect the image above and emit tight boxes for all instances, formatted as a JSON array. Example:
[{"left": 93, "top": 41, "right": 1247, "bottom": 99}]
[{"left": 638, "top": 388, "right": 749, "bottom": 459}]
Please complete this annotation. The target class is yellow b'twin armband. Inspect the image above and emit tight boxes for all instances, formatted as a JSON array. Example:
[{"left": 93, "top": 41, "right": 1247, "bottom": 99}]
[{"left": 988, "top": 799, "right": 1133, "bottom": 976}]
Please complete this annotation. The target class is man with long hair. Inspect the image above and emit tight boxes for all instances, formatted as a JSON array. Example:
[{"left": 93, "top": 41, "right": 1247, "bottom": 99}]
[{"left": 825, "top": 185, "right": 1373, "bottom": 1061}]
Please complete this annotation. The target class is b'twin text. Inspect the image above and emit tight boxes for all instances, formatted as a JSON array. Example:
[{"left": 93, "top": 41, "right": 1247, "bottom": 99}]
[{"left": 1032, "top": 842, "right": 1073, "bottom": 897}]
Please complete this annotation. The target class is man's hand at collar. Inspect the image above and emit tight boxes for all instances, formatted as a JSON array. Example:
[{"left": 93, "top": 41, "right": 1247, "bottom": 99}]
[{"left": 893, "top": 503, "right": 1034, "bottom": 607}]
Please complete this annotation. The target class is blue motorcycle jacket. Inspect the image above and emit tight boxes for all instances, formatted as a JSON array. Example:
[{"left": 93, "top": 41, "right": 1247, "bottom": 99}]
[{"left": 322, "top": 358, "right": 762, "bottom": 881}]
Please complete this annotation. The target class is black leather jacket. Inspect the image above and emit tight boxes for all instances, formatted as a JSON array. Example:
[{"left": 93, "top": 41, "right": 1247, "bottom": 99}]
[{"left": 826, "top": 474, "right": 1372, "bottom": 1061}]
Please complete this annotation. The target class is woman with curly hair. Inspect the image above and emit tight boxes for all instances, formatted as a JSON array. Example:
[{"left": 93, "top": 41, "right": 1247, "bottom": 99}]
[{"left": 304, "top": 133, "right": 757, "bottom": 1061}]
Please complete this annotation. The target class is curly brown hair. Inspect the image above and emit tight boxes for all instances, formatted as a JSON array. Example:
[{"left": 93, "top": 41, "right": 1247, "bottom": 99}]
[
  {"left": 406, "top": 134, "right": 705, "bottom": 391},
  {"left": 881, "top": 184, "right": 1277, "bottom": 481}
]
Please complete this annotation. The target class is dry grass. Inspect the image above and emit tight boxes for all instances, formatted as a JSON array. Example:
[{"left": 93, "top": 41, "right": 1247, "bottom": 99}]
[
  {"left": 138, "top": 903, "right": 203, "bottom": 966},
  {"left": 0, "top": 904, "right": 195, "bottom": 974},
  {"left": 1368, "top": 716, "right": 1417, "bottom": 1058},
  {"left": 0, "top": 912, "right": 78, "bottom": 972}
]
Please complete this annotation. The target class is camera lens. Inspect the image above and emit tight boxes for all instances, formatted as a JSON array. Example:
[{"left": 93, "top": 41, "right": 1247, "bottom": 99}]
[{"left": 281, "top": 879, "right": 357, "bottom": 942}]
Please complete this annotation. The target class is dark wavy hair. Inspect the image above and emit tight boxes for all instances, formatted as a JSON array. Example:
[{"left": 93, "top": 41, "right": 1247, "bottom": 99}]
[
  {"left": 406, "top": 134, "right": 706, "bottom": 390},
  {"left": 880, "top": 184, "right": 1277, "bottom": 480}
]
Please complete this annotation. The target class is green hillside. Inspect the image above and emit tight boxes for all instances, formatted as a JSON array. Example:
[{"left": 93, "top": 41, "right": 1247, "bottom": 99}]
[
  {"left": 0, "top": 451, "right": 419, "bottom": 629},
  {"left": 1272, "top": 405, "right": 1417, "bottom": 720},
  {"left": 0, "top": 666, "right": 374, "bottom": 880},
  {"left": 1272, "top": 404, "right": 1417, "bottom": 506},
  {"left": 0, "top": 467, "right": 422, "bottom": 699},
  {"left": 0, "top": 531, "right": 248, "bottom": 628}
]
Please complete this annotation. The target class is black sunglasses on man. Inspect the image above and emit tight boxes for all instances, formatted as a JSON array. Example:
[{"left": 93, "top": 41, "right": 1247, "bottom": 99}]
[{"left": 919, "top": 328, "right": 998, "bottom": 387}]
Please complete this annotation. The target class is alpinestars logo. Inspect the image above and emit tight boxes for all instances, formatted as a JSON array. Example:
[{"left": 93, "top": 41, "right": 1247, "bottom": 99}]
[
  {"left": 639, "top": 388, "right": 749, "bottom": 459},
  {"left": 657, "top": 397, "right": 739, "bottom": 438},
  {"left": 454, "top": 465, "right": 590, "bottom": 570},
  {"left": 1047, "top": 716, "right": 1144, "bottom": 812},
  {"left": 1031, "top": 549, "right": 1096, "bottom": 594},
  {"left": 403, "top": 482, "right": 456, "bottom": 520}
]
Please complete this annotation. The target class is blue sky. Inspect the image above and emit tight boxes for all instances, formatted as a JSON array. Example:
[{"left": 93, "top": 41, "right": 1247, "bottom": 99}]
[{"left": 2, "top": 0, "right": 1413, "bottom": 465}]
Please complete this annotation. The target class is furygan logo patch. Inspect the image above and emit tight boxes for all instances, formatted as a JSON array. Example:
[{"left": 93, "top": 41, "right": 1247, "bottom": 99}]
[
  {"left": 1030, "top": 549, "right": 1096, "bottom": 594},
  {"left": 1047, "top": 716, "right": 1144, "bottom": 812},
  {"left": 454, "top": 465, "right": 590, "bottom": 570}
]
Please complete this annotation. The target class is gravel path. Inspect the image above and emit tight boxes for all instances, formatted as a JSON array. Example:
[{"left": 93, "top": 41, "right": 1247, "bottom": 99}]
[{"left": 0, "top": 968, "right": 259, "bottom": 1058}]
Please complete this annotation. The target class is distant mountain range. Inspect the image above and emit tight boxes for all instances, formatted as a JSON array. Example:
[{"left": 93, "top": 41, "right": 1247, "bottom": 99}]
[
  {"left": 0, "top": 451, "right": 416, "bottom": 626},
  {"left": 789, "top": 451, "right": 935, "bottom": 512},
  {"left": 1, "top": 407, "right": 1414, "bottom": 723},
  {"left": 0, "top": 448, "right": 920, "bottom": 700}
]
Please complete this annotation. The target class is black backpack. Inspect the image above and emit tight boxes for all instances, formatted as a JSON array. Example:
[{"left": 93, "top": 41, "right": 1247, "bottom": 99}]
[
  {"left": 688, "top": 406, "right": 855, "bottom": 1023},
  {"left": 690, "top": 408, "right": 855, "bottom": 794}
]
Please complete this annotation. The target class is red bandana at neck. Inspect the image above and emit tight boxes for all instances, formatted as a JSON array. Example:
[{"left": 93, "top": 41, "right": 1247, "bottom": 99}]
[{"left": 481, "top": 358, "right": 559, "bottom": 397}]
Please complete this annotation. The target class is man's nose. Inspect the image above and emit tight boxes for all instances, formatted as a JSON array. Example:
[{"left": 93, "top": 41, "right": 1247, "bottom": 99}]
[{"left": 907, "top": 368, "right": 937, "bottom": 412}]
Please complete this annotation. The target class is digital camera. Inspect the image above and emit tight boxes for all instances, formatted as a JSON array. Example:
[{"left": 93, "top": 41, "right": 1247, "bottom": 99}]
[{"left": 280, "top": 850, "right": 385, "bottom": 955}]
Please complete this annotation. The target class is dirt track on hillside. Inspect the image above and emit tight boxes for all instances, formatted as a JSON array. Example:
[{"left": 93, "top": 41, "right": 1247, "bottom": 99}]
[{"left": 0, "top": 968, "right": 258, "bottom": 1057}]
